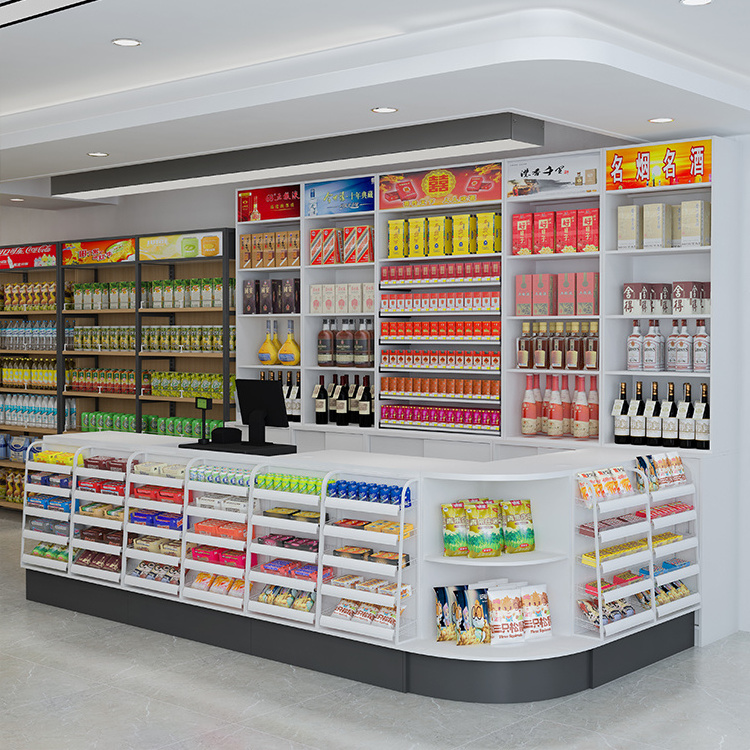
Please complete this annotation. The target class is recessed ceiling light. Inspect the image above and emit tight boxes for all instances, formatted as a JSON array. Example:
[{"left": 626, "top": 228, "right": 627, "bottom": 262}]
[
  {"left": 371, "top": 107, "right": 398, "bottom": 114},
  {"left": 112, "top": 38, "right": 141, "bottom": 47},
  {"left": 87, "top": 151, "right": 109, "bottom": 157},
  {"left": 679, "top": 0, "right": 711, "bottom": 5},
  {"left": 649, "top": 117, "right": 674, "bottom": 123},
  {"left": 9, "top": 198, "right": 24, "bottom": 202}
]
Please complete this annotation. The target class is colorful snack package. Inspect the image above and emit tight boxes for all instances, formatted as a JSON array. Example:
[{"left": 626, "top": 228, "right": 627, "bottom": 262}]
[
  {"left": 652, "top": 453, "right": 673, "bottom": 487},
  {"left": 666, "top": 452, "right": 687, "bottom": 484},
  {"left": 644, "top": 456, "right": 660, "bottom": 491},
  {"left": 273, "top": 588, "right": 298, "bottom": 608},
  {"left": 521, "top": 585, "right": 552, "bottom": 638},
  {"left": 595, "top": 469, "right": 620, "bottom": 497},
  {"left": 466, "top": 501, "right": 503, "bottom": 558},
  {"left": 501, "top": 500, "right": 535, "bottom": 553},
  {"left": 577, "top": 473, "right": 597, "bottom": 508},
  {"left": 578, "top": 598, "right": 603, "bottom": 627},
  {"left": 487, "top": 586, "right": 525, "bottom": 643},
  {"left": 635, "top": 456, "right": 651, "bottom": 493},
  {"left": 258, "top": 585, "right": 279, "bottom": 604},
  {"left": 434, "top": 587, "right": 456, "bottom": 642},
  {"left": 441, "top": 502, "right": 469, "bottom": 556},
  {"left": 191, "top": 572, "right": 215, "bottom": 591},
  {"left": 609, "top": 467, "right": 633, "bottom": 495},
  {"left": 352, "top": 604, "right": 380, "bottom": 624},
  {"left": 372, "top": 606, "right": 397, "bottom": 629},
  {"left": 331, "top": 599, "right": 360, "bottom": 620},
  {"left": 330, "top": 574, "right": 365, "bottom": 588},
  {"left": 292, "top": 591, "right": 315, "bottom": 612},
  {"left": 228, "top": 579, "right": 245, "bottom": 598},
  {"left": 584, "top": 579, "right": 614, "bottom": 596}
]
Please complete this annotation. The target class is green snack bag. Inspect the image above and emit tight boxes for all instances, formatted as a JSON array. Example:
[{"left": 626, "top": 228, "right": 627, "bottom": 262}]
[
  {"left": 501, "top": 499, "right": 535, "bottom": 553},
  {"left": 466, "top": 501, "right": 503, "bottom": 558},
  {"left": 441, "top": 502, "right": 469, "bottom": 557}
]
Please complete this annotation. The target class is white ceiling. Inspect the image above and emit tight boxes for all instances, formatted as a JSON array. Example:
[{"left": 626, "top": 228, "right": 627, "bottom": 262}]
[{"left": 2, "top": 0, "right": 750, "bottom": 196}]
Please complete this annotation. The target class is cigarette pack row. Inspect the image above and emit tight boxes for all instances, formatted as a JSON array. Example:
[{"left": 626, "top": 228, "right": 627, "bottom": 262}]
[
  {"left": 380, "top": 349, "right": 500, "bottom": 371},
  {"left": 512, "top": 209, "right": 599, "bottom": 255},
  {"left": 310, "top": 226, "right": 373, "bottom": 265},
  {"left": 617, "top": 201, "right": 710, "bottom": 250},
  {"left": 309, "top": 283, "right": 376, "bottom": 316},
  {"left": 381, "top": 291, "right": 500, "bottom": 314},
  {"left": 381, "top": 375, "right": 500, "bottom": 399},
  {"left": 623, "top": 281, "right": 710, "bottom": 316},
  {"left": 380, "top": 405, "right": 500, "bottom": 431},
  {"left": 240, "top": 232, "right": 301, "bottom": 269},
  {"left": 388, "top": 214, "right": 501, "bottom": 259},
  {"left": 515, "top": 273, "right": 599, "bottom": 316},
  {"left": 380, "top": 320, "right": 500, "bottom": 340},
  {"left": 381, "top": 260, "right": 500, "bottom": 286}
]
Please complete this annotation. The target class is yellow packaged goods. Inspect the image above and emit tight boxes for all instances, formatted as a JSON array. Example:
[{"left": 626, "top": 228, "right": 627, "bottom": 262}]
[
  {"left": 441, "top": 502, "right": 469, "bottom": 557},
  {"left": 452, "top": 214, "right": 477, "bottom": 255},
  {"left": 388, "top": 220, "right": 408, "bottom": 258},
  {"left": 500, "top": 500, "right": 535, "bottom": 553},
  {"left": 407, "top": 218, "right": 428, "bottom": 257},
  {"left": 428, "top": 215, "right": 452, "bottom": 256},
  {"left": 465, "top": 501, "right": 503, "bottom": 558}
]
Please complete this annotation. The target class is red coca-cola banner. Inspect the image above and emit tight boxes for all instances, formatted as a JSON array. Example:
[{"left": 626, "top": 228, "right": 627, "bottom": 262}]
[{"left": 0, "top": 244, "right": 56, "bottom": 270}]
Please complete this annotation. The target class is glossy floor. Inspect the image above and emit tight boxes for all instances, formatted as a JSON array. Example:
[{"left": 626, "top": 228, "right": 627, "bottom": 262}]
[{"left": 2, "top": 508, "right": 748, "bottom": 750}]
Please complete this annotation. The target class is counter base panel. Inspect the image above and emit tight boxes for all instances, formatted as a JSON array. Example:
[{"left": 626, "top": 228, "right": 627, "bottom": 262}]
[{"left": 26, "top": 571, "right": 694, "bottom": 703}]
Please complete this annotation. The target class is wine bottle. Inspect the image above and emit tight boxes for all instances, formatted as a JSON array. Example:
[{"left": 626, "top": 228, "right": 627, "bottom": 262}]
[
  {"left": 629, "top": 380, "right": 646, "bottom": 446},
  {"left": 353, "top": 320, "right": 370, "bottom": 368},
  {"left": 283, "top": 371, "right": 292, "bottom": 418},
  {"left": 358, "top": 375, "right": 374, "bottom": 428},
  {"left": 313, "top": 375, "right": 328, "bottom": 425},
  {"left": 572, "top": 375, "right": 589, "bottom": 439},
  {"left": 317, "top": 319, "right": 334, "bottom": 367},
  {"left": 588, "top": 375, "right": 599, "bottom": 438},
  {"left": 613, "top": 382, "right": 630, "bottom": 444},
  {"left": 532, "top": 374, "right": 542, "bottom": 433},
  {"left": 541, "top": 375, "right": 552, "bottom": 435},
  {"left": 328, "top": 374, "right": 338, "bottom": 423},
  {"left": 666, "top": 319, "right": 679, "bottom": 371},
  {"left": 661, "top": 381, "right": 679, "bottom": 448},
  {"left": 336, "top": 374, "right": 350, "bottom": 426},
  {"left": 645, "top": 381, "right": 662, "bottom": 447},
  {"left": 643, "top": 320, "right": 661, "bottom": 372},
  {"left": 348, "top": 374, "right": 360, "bottom": 426},
  {"left": 694, "top": 382, "right": 710, "bottom": 450},
  {"left": 677, "top": 382, "right": 695, "bottom": 449},
  {"left": 289, "top": 371, "right": 301, "bottom": 422},
  {"left": 521, "top": 374, "right": 537, "bottom": 435}
]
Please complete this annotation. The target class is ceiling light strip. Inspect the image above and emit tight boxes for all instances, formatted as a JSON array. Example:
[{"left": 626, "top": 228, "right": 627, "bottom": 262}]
[{"left": 0, "top": 0, "right": 101, "bottom": 29}]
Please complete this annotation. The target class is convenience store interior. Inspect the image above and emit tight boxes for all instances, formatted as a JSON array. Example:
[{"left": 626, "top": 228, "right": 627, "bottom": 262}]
[{"left": 3, "top": 1, "right": 750, "bottom": 748}]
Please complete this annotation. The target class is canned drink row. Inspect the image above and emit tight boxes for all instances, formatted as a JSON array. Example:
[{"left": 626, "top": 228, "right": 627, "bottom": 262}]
[
  {"left": 141, "top": 325, "right": 236, "bottom": 353},
  {"left": 254, "top": 473, "right": 322, "bottom": 495},
  {"left": 325, "top": 480, "right": 410, "bottom": 507},
  {"left": 73, "top": 326, "right": 136, "bottom": 352},
  {"left": 146, "top": 371, "right": 233, "bottom": 399},
  {"left": 80, "top": 411, "right": 224, "bottom": 438},
  {"left": 189, "top": 466, "right": 254, "bottom": 487}
]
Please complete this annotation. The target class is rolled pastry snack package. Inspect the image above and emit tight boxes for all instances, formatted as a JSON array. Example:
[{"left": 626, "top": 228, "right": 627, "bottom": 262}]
[
  {"left": 441, "top": 502, "right": 469, "bottom": 556},
  {"left": 521, "top": 584, "right": 552, "bottom": 638},
  {"left": 434, "top": 587, "right": 456, "bottom": 642},
  {"left": 501, "top": 500, "right": 535, "bottom": 553},
  {"left": 487, "top": 586, "right": 525, "bottom": 644},
  {"left": 465, "top": 501, "right": 503, "bottom": 558},
  {"left": 454, "top": 587, "right": 491, "bottom": 645},
  {"left": 609, "top": 467, "right": 633, "bottom": 495}
]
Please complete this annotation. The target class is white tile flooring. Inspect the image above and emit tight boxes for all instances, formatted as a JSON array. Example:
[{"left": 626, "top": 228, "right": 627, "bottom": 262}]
[{"left": 2, "top": 507, "right": 748, "bottom": 750}]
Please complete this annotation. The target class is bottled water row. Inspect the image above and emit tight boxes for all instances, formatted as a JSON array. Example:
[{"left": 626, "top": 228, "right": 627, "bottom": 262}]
[
  {"left": 0, "top": 321, "right": 71, "bottom": 351},
  {"left": 0, "top": 394, "right": 77, "bottom": 431}
]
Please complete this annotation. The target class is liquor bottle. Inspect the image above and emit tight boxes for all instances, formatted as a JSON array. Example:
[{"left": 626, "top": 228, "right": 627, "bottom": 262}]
[
  {"left": 283, "top": 371, "right": 292, "bottom": 418},
  {"left": 358, "top": 376, "right": 374, "bottom": 428},
  {"left": 666, "top": 319, "right": 679, "bottom": 371},
  {"left": 645, "top": 381, "right": 662, "bottom": 447},
  {"left": 336, "top": 375, "right": 350, "bottom": 426},
  {"left": 353, "top": 320, "right": 370, "bottom": 368},
  {"left": 517, "top": 322, "right": 532, "bottom": 368},
  {"left": 565, "top": 322, "right": 583, "bottom": 370},
  {"left": 629, "top": 380, "right": 646, "bottom": 446},
  {"left": 675, "top": 319, "right": 693, "bottom": 372},
  {"left": 289, "top": 371, "right": 301, "bottom": 422},
  {"left": 541, "top": 375, "right": 552, "bottom": 434},
  {"left": 272, "top": 321, "right": 282, "bottom": 353},
  {"left": 348, "top": 374, "right": 360, "bottom": 425},
  {"left": 561, "top": 374, "right": 572, "bottom": 435},
  {"left": 313, "top": 375, "right": 328, "bottom": 425},
  {"left": 547, "top": 375, "right": 563, "bottom": 437},
  {"left": 642, "top": 320, "right": 662, "bottom": 372},
  {"left": 588, "top": 375, "right": 599, "bottom": 438},
  {"left": 249, "top": 196, "right": 261, "bottom": 222},
  {"left": 677, "top": 382, "right": 695, "bottom": 449},
  {"left": 549, "top": 322, "right": 565, "bottom": 370},
  {"left": 584, "top": 321, "right": 599, "bottom": 370},
  {"left": 521, "top": 374, "right": 537, "bottom": 435},
  {"left": 533, "top": 322, "right": 549, "bottom": 369},
  {"left": 317, "top": 319, "right": 334, "bottom": 367},
  {"left": 532, "top": 374, "right": 543, "bottom": 433},
  {"left": 278, "top": 320, "right": 301, "bottom": 366},
  {"left": 694, "top": 382, "right": 710, "bottom": 450},
  {"left": 627, "top": 321, "right": 644, "bottom": 371},
  {"left": 366, "top": 319, "right": 376, "bottom": 367},
  {"left": 572, "top": 375, "right": 589, "bottom": 439},
  {"left": 328, "top": 374, "right": 339, "bottom": 423},
  {"left": 693, "top": 319, "right": 710, "bottom": 372},
  {"left": 661, "top": 381, "right": 679, "bottom": 448},
  {"left": 258, "top": 320, "right": 279, "bottom": 365},
  {"left": 613, "top": 382, "right": 630, "bottom": 444},
  {"left": 335, "top": 319, "right": 354, "bottom": 367}
]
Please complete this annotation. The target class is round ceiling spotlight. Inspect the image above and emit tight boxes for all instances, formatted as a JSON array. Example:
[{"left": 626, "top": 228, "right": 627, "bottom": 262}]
[
  {"left": 649, "top": 117, "right": 674, "bottom": 123},
  {"left": 679, "top": 0, "right": 712, "bottom": 6},
  {"left": 87, "top": 151, "right": 109, "bottom": 157},
  {"left": 112, "top": 38, "right": 142, "bottom": 47},
  {"left": 371, "top": 107, "right": 398, "bottom": 114},
  {"left": 9, "top": 198, "right": 25, "bottom": 202}
]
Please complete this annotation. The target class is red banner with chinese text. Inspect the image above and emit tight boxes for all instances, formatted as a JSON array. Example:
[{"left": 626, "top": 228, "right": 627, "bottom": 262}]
[
  {"left": 0, "top": 244, "right": 56, "bottom": 269},
  {"left": 62, "top": 239, "right": 135, "bottom": 265},
  {"left": 606, "top": 140, "right": 712, "bottom": 190},
  {"left": 237, "top": 185, "right": 301, "bottom": 222}
]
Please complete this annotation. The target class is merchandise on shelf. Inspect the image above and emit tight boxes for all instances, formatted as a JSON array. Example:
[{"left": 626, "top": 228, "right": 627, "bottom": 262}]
[
  {"left": 259, "top": 557, "right": 334, "bottom": 581},
  {"left": 380, "top": 375, "right": 500, "bottom": 401},
  {"left": 326, "top": 479, "right": 410, "bottom": 507},
  {"left": 380, "top": 319, "right": 500, "bottom": 341},
  {"left": 312, "top": 372, "right": 371, "bottom": 427},
  {"left": 0, "top": 394, "right": 69, "bottom": 431},
  {"left": 67, "top": 368, "right": 136, "bottom": 394},
  {"left": 0, "top": 320, "right": 57, "bottom": 351},
  {"left": 309, "top": 226, "right": 373, "bottom": 265},
  {"left": 517, "top": 320, "right": 598, "bottom": 370},
  {"left": 72, "top": 549, "right": 122, "bottom": 573},
  {"left": 140, "top": 278, "right": 234, "bottom": 310},
  {"left": 138, "top": 324, "right": 235, "bottom": 354},
  {"left": 626, "top": 319, "right": 709, "bottom": 373},
  {"left": 381, "top": 404, "right": 500, "bottom": 433},
  {"left": 511, "top": 208, "right": 599, "bottom": 255},
  {"left": 189, "top": 465, "right": 254, "bottom": 487},
  {"left": 73, "top": 325, "right": 136, "bottom": 352},
  {"left": 255, "top": 472, "right": 324, "bottom": 495},
  {"left": 578, "top": 598, "right": 639, "bottom": 628},
  {"left": 380, "top": 348, "right": 500, "bottom": 372},
  {"left": 256, "top": 534, "right": 318, "bottom": 552},
  {"left": 128, "top": 561, "right": 180, "bottom": 585},
  {"left": 29, "top": 543, "right": 69, "bottom": 562},
  {"left": 521, "top": 374, "right": 597, "bottom": 439},
  {"left": 309, "top": 283, "right": 374, "bottom": 316},
  {"left": 380, "top": 260, "right": 501, "bottom": 286},
  {"left": 72, "top": 281, "right": 136, "bottom": 311},
  {"left": 243, "top": 277, "right": 300, "bottom": 315},
  {"left": 330, "top": 598, "right": 399, "bottom": 629},
  {"left": 0, "top": 281, "right": 60, "bottom": 312},
  {"left": 145, "top": 370, "right": 231, "bottom": 399},
  {"left": 1, "top": 357, "right": 58, "bottom": 389},
  {"left": 191, "top": 573, "right": 245, "bottom": 597},
  {"left": 256, "top": 584, "right": 313, "bottom": 609},
  {"left": 515, "top": 273, "right": 599, "bottom": 316},
  {"left": 381, "top": 290, "right": 500, "bottom": 314},
  {"left": 0, "top": 468, "right": 25, "bottom": 503},
  {"left": 617, "top": 200, "right": 710, "bottom": 250},
  {"left": 576, "top": 465, "right": 634, "bottom": 506},
  {"left": 622, "top": 282, "right": 710, "bottom": 317},
  {"left": 239, "top": 230, "right": 301, "bottom": 269}
]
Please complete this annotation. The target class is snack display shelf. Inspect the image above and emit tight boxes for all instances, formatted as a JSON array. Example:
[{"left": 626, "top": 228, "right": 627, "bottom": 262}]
[
  {"left": 187, "top": 480, "right": 251, "bottom": 496},
  {"left": 251, "top": 515, "right": 319, "bottom": 534},
  {"left": 603, "top": 609, "right": 655, "bottom": 637},
  {"left": 246, "top": 598, "right": 315, "bottom": 624},
  {"left": 656, "top": 592, "right": 701, "bottom": 619},
  {"left": 380, "top": 280, "right": 501, "bottom": 290},
  {"left": 319, "top": 614, "right": 395, "bottom": 642},
  {"left": 126, "top": 496, "right": 185, "bottom": 513},
  {"left": 125, "top": 575, "right": 179, "bottom": 595},
  {"left": 651, "top": 484, "right": 696, "bottom": 503},
  {"left": 248, "top": 542, "right": 317, "bottom": 564},
  {"left": 70, "top": 564, "right": 121, "bottom": 583},
  {"left": 379, "top": 367, "right": 500, "bottom": 376},
  {"left": 425, "top": 551, "right": 566, "bottom": 566},
  {"left": 128, "top": 473, "right": 184, "bottom": 489},
  {"left": 653, "top": 536, "right": 698, "bottom": 559},
  {"left": 602, "top": 578, "right": 653, "bottom": 604},
  {"left": 323, "top": 524, "right": 405, "bottom": 548},
  {"left": 25, "top": 484, "right": 70, "bottom": 497},
  {"left": 125, "top": 548, "right": 181, "bottom": 566},
  {"left": 71, "top": 538, "right": 121, "bottom": 555},
  {"left": 597, "top": 520, "right": 651, "bottom": 544},
  {"left": 183, "top": 558, "right": 247, "bottom": 578},
  {"left": 595, "top": 493, "right": 649, "bottom": 515},
  {"left": 319, "top": 583, "right": 396, "bottom": 608},
  {"left": 27, "top": 461, "right": 73, "bottom": 474},
  {"left": 21, "top": 553, "right": 67, "bottom": 571},
  {"left": 184, "top": 531, "right": 246, "bottom": 551},
  {"left": 183, "top": 586, "right": 244, "bottom": 609},
  {"left": 652, "top": 510, "right": 697, "bottom": 530},
  {"left": 379, "top": 394, "right": 501, "bottom": 407},
  {"left": 75, "top": 467, "right": 126, "bottom": 481},
  {"left": 253, "top": 489, "right": 320, "bottom": 506},
  {"left": 380, "top": 338, "right": 501, "bottom": 345},
  {"left": 125, "top": 522, "right": 182, "bottom": 540},
  {"left": 24, "top": 507, "right": 69, "bottom": 522},
  {"left": 324, "top": 496, "right": 401, "bottom": 517},
  {"left": 597, "top": 549, "right": 652, "bottom": 575},
  {"left": 247, "top": 568, "right": 317, "bottom": 592},
  {"left": 321, "top": 553, "right": 401, "bottom": 578},
  {"left": 22, "top": 529, "right": 68, "bottom": 545},
  {"left": 379, "top": 311, "right": 500, "bottom": 318},
  {"left": 656, "top": 564, "right": 699, "bottom": 588},
  {"left": 74, "top": 490, "right": 125, "bottom": 506},
  {"left": 72, "top": 513, "right": 122, "bottom": 530},
  {"left": 186, "top": 505, "right": 248, "bottom": 523}
]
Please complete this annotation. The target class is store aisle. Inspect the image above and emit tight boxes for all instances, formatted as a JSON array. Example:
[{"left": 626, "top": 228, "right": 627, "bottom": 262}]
[{"left": 1, "top": 507, "right": 747, "bottom": 750}]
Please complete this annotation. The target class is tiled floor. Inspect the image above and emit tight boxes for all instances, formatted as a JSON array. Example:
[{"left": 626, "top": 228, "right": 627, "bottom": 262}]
[{"left": 2, "top": 507, "right": 748, "bottom": 750}]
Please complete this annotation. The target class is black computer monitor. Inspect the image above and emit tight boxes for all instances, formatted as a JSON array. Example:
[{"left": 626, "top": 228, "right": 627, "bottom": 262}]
[{"left": 235, "top": 378, "right": 289, "bottom": 446}]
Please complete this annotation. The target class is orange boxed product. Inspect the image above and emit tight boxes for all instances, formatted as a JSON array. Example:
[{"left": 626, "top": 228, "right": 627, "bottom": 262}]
[
  {"left": 576, "top": 272, "right": 599, "bottom": 315},
  {"left": 533, "top": 212, "right": 556, "bottom": 254},
  {"left": 217, "top": 522, "right": 247, "bottom": 541},
  {"left": 240, "top": 234, "right": 253, "bottom": 268},
  {"left": 512, "top": 213, "right": 533, "bottom": 255},
  {"left": 556, "top": 210, "right": 577, "bottom": 253},
  {"left": 252, "top": 234, "right": 264, "bottom": 268},
  {"left": 355, "top": 226, "right": 374, "bottom": 263},
  {"left": 342, "top": 227, "right": 358, "bottom": 264},
  {"left": 288, "top": 230, "right": 301, "bottom": 266},
  {"left": 309, "top": 229, "right": 324, "bottom": 266},
  {"left": 275, "top": 232, "right": 288, "bottom": 267},
  {"left": 577, "top": 208, "right": 600, "bottom": 253},
  {"left": 194, "top": 518, "right": 225, "bottom": 536},
  {"left": 263, "top": 233, "right": 276, "bottom": 267},
  {"left": 322, "top": 228, "right": 342, "bottom": 264}
]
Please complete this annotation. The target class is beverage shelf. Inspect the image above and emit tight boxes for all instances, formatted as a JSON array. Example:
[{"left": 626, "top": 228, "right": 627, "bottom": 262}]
[
  {"left": 139, "top": 351, "right": 230, "bottom": 359},
  {"left": 606, "top": 370, "right": 710, "bottom": 379},
  {"left": 0, "top": 349, "right": 57, "bottom": 355},
  {"left": 64, "top": 391, "right": 137, "bottom": 400},
  {"left": 380, "top": 393, "right": 500, "bottom": 405}
]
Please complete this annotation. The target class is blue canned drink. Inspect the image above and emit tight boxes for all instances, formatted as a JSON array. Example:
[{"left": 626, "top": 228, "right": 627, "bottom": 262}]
[
  {"left": 357, "top": 483, "right": 369, "bottom": 501},
  {"left": 346, "top": 482, "right": 359, "bottom": 500},
  {"left": 403, "top": 487, "right": 412, "bottom": 508},
  {"left": 327, "top": 480, "right": 338, "bottom": 498},
  {"left": 368, "top": 484, "right": 380, "bottom": 502}
]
